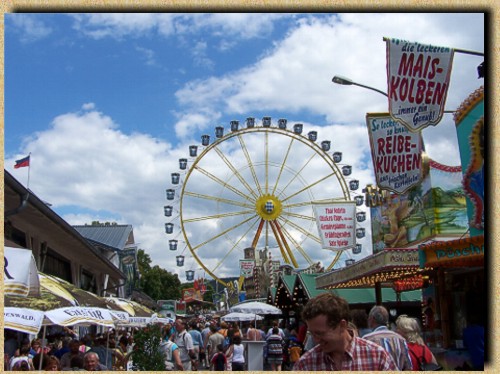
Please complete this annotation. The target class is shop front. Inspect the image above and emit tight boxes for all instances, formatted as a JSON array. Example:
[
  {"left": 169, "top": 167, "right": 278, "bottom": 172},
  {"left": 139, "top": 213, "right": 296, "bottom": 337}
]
[{"left": 418, "top": 235, "right": 484, "bottom": 370}]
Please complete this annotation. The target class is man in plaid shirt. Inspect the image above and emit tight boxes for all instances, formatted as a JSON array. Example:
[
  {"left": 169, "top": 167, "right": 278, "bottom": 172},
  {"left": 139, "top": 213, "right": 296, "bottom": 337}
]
[{"left": 293, "top": 294, "right": 397, "bottom": 371}]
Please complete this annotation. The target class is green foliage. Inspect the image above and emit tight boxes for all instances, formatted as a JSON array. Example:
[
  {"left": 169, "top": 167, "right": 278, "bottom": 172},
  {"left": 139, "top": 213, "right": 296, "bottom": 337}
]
[
  {"left": 130, "top": 323, "right": 165, "bottom": 371},
  {"left": 136, "top": 249, "right": 182, "bottom": 301}
]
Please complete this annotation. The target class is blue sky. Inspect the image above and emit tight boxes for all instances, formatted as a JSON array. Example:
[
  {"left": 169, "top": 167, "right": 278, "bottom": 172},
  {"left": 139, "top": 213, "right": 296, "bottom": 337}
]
[{"left": 4, "top": 13, "right": 485, "bottom": 283}]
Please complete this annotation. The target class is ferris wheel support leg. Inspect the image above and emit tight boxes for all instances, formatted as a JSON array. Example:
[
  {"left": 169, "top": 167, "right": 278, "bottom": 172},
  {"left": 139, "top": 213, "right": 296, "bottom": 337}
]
[
  {"left": 273, "top": 220, "right": 298, "bottom": 268},
  {"left": 252, "top": 219, "right": 265, "bottom": 248},
  {"left": 269, "top": 220, "right": 291, "bottom": 265}
]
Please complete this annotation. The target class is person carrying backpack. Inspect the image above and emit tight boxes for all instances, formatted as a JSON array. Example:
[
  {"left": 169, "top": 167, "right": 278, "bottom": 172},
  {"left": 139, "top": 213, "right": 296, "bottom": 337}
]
[
  {"left": 173, "top": 318, "right": 196, "bottom": 371},
  {"left": 266, "top": 327, "right": 285, "bottom": 371},
  {"left": 160, "top": 339, "right": 182, "bottom": 371},
  {"left": 210, "top": 344, "right": 227, "bottom": 371}
]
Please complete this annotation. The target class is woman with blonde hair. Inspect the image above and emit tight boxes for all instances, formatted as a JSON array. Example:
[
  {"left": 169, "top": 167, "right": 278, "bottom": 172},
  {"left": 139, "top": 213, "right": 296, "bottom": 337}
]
[{"left": 395, "top": 314, "right": 440, "bottom": 371}]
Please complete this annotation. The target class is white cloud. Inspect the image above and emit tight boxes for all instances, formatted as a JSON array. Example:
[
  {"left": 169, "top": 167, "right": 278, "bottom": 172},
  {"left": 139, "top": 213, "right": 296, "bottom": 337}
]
[
  {"left": 8, "top": 14, "right": 52, "bottom": 43},
  {"left": 135, "top": 45, "right": 158, "bottom": 66},
  {"left": 174, "top": 13, "right": 483, "bottom": 167},
  {"left": 7, "top": 13, "right": 484, "bottom": 283},
  {"left": 70, "top": 13, "right": 286, "bottom": 41}
]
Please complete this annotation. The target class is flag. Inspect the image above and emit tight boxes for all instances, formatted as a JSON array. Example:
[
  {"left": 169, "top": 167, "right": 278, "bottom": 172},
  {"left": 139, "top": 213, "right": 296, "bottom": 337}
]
[{"left": 14, "top": 155, "right": 30, "bottom": 169}]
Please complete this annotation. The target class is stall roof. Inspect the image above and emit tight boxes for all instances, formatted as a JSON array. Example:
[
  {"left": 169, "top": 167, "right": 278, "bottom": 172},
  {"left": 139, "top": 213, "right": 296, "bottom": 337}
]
[
  {"left": 316, "top": 248, "right": 426, "bottom": 290},
  {"left": 298, "top": 273, "right": 420, "bottom": 304}
]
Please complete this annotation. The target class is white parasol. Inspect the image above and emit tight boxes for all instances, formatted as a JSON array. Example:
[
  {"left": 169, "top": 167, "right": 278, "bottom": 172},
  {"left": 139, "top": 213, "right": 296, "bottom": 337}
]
[
  {"left": 4, "top": 307, "right": 45, "bottom": 335},
  {"left": 230, "top": 301, "right": 282, "bottom": 315},
  {"left": 222, "top": 312, "right": 264, "bottom": 322},
  {"left": 4, "top": 247, "right": 41, "bottom": 297}
]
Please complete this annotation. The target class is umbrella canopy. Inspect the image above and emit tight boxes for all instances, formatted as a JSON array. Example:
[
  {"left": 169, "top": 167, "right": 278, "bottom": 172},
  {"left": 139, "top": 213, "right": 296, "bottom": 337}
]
[
  {"left": 222, "top": 312, "right": 264, "bottom": 322},
  {"left": 4, "top": 307, "right": 45, "bottom": 335},
  {"left": 230, "top": 301, "right": 282, "bottom": 315},
  {"left": 40, "top": 273, "right": 111, "bottom": 308},
  {"left": 5, "top": 283, "right": 75, "bottom": 311},
  {"left": 105, "top": 297, "right": 154, "bottom": 317},
  {"left": 44, "top": 306, "right": 115, "bottom": 328},
  {"left": 4, "top": 247, "right": 41, "bottom": 297}
]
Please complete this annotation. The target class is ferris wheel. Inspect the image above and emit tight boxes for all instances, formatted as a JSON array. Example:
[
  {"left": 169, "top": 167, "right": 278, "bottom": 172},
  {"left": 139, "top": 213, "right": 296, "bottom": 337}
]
[{"left": 164, "top": 117, "right": 366, "bottom": 288}]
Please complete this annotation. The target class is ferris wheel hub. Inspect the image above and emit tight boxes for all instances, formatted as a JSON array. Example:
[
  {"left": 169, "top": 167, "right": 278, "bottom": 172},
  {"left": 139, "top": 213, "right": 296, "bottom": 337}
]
[{"left": 256, "top": 194, "right": 283, "bottom": 221}]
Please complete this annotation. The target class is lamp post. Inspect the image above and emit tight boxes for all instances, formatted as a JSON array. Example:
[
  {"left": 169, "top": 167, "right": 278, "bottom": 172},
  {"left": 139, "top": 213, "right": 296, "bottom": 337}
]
[
  {"left": 332, "top": 75, "right": 455, "bottom": 113},
  {"left": 332, "top": 75, "right": 388, "bottom": 97}
]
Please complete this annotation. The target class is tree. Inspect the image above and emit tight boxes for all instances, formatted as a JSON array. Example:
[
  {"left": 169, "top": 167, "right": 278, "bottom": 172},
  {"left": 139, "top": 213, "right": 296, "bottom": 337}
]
[
  {"left": 136, "top": 249, "right": 182, "bottom": 301},
  {"left": 130, "top": 323, "right": 165, "bottom": 370}
]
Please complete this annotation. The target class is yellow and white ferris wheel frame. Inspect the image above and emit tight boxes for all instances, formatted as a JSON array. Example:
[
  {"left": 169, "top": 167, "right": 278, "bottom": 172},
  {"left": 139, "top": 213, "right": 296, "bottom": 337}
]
[{"left": 179, "top": 126, "right": 352, "bottom": 288}]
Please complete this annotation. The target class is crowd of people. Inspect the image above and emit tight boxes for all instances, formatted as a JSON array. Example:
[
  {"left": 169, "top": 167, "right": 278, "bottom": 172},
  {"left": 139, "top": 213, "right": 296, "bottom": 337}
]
[
  {"left": 4, "top": 293, "right": 484, "bottom": 371},
  {"left": 4, "top": 327, "right": 135, "bottom": 371}
]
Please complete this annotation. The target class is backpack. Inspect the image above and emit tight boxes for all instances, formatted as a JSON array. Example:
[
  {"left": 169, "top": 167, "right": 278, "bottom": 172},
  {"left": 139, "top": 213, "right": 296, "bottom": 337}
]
[
  {"left": 267, "top": 336, "right": 284, "bottom": 356},
  {"left": 161, "top": 340, "right": 176, "bottom": 370},
  {"left": 222, "top": 336, "right": 231, "bottom": 351},
  {"left": 409, "top": 345, "right": 442, "bottom": 371},
  {"left": 289, "top": 345, "right": 302, "bottom": 362},
  {"left": 213, "top": 352, "right": 226, "bottom": 371}
]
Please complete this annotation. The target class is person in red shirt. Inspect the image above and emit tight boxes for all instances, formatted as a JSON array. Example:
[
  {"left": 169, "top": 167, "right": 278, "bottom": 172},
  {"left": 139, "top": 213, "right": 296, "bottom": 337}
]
[
  {"left": 293, "top": 293, "right": 397, "bottom": 371},
  {"left": 395, "top": 314, "right": 439, "bottom": 371}
]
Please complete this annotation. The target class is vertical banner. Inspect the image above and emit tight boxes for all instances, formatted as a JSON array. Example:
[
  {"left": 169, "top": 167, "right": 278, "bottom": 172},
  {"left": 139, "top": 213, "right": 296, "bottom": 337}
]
[
  {"left": 386, "top": 37, "right": 454, "bottom": 131},
  {"left": 239, "top": 260, "right": 256, "bottom": 278},
  {"left": 119, "top": 247, "right": 138, "bottom": 297},
  {"left": 366, "top": 113, "right": 424, "bottom": 193},
  {"left": 312, "top": 201, "right": 356, "bottom": 250}
]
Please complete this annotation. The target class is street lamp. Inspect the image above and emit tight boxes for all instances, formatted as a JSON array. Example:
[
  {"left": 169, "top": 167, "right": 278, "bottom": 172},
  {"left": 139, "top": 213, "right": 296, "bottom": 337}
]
[
  {"left": 332, "top": 75, "right": 388, "bottom": 97},
  {"left": 333, "top": 74, "right": 455, "bottom": 113}
]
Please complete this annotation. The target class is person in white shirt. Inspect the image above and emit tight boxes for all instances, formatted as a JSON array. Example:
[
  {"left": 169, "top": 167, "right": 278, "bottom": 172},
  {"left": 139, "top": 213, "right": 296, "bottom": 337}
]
[
  {"left": 266, "top": 321, "right": 285, "bottom": 339},
  {"left": 173, "top": 318, "right": 195, "bottom": 371},
  {"left": 230, "top": 335, "right": 245, "bottom": 371}
]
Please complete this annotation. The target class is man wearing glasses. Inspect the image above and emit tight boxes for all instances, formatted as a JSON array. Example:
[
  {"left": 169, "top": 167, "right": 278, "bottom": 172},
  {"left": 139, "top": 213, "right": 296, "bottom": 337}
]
[{"left": 293, "top": 294, "right": 396, "bottom": 371}]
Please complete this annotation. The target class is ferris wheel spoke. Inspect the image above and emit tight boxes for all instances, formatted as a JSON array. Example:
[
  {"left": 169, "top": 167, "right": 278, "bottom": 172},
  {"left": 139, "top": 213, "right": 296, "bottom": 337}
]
[
  {"left": 210, "top": 216, "right": 261, "bottom": 274},
  {"left": 277, "top": 221, "right": 314, "bottom": 265},
  {"left": 191, "top": 214, "right": 258, "bottom": 251},
  {"left": 184, "top": 209, "right": 255, "bottom": 223},
  {"left": 327, "top": 251, "right": 343, "bottom": 270},
  {"left": 282, "top": 172, "right": 336, "bottom": 203},
  {"left": 184, "top": 191, "right": 254, "bottom": 209},
  {"left": 283, "top": 197, "right": 347, "bottom": 210},
  {"left": 265, "top": 131, "right": 269, "bottom": 193},
  {"left": 272, "top": 220, "right": 298, "bottom": 267},
  {"left": 281, "top": 211, "right": 316, "bottom": 222},
  {"left": 237, "top": 134, "right": 263, "bottom": 196},
  {"left": 279, "top": 216, "right": 322, "bottom": 244},
  {"left": 278, "top": 152, "right": 317, "bottom": 198},
  {"left": 193, "top": 165, "right": 256, "bottom": 202},
  {"left": 271, "top": 137, "right": 295, "bottom": 196},
  {"left": 213, "top": 146, "right": 259, "bottom": 199}
]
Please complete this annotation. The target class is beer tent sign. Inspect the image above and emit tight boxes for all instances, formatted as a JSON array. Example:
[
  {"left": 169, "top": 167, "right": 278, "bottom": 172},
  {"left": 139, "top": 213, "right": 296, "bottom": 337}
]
[
  {"left": 312, "top": 201, "right": 356, "bottom": 250},
  {"left": 386, "top": 37, "right": 454, "bottom": 132},
  {"left": 4, "top": 247, "right": 40, "bottom": 297},
  {"left": 366, "top": 113, "right": 424, "bottom": 194}
]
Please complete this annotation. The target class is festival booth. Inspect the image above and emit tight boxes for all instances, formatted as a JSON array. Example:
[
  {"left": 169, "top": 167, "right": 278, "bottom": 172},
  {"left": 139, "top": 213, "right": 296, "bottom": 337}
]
[
  {"left": 414, "top": 86, "right": 485, "bottom": 370},
  {"left": 315, "top": 249, "right": 427, "bottom": 309}
]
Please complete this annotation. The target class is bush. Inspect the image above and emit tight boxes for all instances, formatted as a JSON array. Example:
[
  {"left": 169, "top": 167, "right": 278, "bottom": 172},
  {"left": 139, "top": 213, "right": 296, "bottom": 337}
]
[{"left": 130, "top": 324, "right": 165, "bottom": 371}]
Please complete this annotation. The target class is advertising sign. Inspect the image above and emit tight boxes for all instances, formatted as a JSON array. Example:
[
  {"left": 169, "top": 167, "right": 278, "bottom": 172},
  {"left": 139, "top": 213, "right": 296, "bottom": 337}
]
[
  {"left": 386, "top": 37, "right": 454, "bottom": 131},
  {"left": 312, "top": 201, "right": 356, "bottom": 250},
  {"left": 182, "top": 287, "right": 202, "bottom": 302},
  {"left": 4, "top": 247, "right": 40, "bottom": 297},
  {"left": 239, "top": 260, "right": 255, "bottom": 278},
  {"left": 366, "top": 113, "right": 423, "bottom": 194}
]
